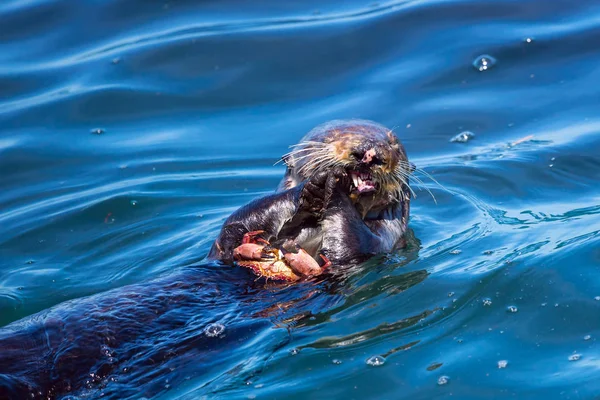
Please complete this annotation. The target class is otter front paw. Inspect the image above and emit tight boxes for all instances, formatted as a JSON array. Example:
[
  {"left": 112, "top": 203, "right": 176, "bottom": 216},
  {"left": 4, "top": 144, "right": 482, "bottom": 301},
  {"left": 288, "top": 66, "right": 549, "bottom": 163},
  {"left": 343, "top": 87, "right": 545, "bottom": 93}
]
[{"left": 298, "top": 167, "right": 351, "bottom": 218}]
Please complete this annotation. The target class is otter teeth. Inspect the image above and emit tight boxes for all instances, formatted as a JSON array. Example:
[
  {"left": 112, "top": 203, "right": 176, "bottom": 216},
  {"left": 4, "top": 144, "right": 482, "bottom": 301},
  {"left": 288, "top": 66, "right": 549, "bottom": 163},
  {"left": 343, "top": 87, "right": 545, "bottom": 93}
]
[{"left": 352, "top": 175, "right": 359, "bottom": 188}]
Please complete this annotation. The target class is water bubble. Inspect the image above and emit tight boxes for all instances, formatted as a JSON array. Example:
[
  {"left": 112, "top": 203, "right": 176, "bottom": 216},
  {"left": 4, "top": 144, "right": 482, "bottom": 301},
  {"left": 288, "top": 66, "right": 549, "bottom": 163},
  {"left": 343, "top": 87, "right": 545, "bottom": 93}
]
[
  {"left": 482, "top": 250, "right": 494, "bottom": 255},
  {"left": 482, "top": 298, "right": 493, "bottom": 306},
  {"left": 448, "top": 292, "right": 455, "bottom": 297},
  {"left": 449, "top": 249, "right": 462, "bottom": 255},
  {"left": 91, "top": 128, "right": 105, "bottom": 135},
  {"left": 472, "top": 54, "right": 497, "bottom": 71},
  {"left": 584, "top": 335, "right": 591, "bottom": 341},
  {"left": 450, "top": 131, "right": 475, "bottom": 143},
  {"left": 366, "top": 355, "right": 385, "bottom": 367},
  {"left": 332, "top": 359, "right": 342, "bottom": 365},
  {"left": 204, "top": 323, "right": 225, "bottom": 337},
  {"left": 25, "top": 260, "right": 35, "bottom": 265},
  {"left": 130, "top": 200, "right": 138, "bottom": 206},
  {"left": 437, "top": 375, "right": 450, "bottom": 385},
  {"left": 568, "top": 354, "right": 581, "bottom": 361},
  {"left": 525, "top": 37, "right": 534, "bottom": 43},
  {"left": 595, "top": 296, "right": 600, "bottom": 301},
  {"left": 289, "top": 348, "right": 300, "bottom": 356},
  {"left": 111, "top": 57, "right": 121, "bottom": 65},
  {"left": 497, "top": 360, "right": 508, "bottom": 369},
  {"left": 506, "top": 305, "right": 518, "bottom": 313}
]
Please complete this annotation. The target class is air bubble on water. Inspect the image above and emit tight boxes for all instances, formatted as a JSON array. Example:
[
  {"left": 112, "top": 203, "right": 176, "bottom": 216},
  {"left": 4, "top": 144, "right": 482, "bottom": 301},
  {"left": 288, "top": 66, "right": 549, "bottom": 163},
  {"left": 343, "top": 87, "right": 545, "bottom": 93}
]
[
  {"left": 568, "top": 354, "right": 581, "bottom": 361},
  {"left": 449, "top": 249, "right": 462, "bottom": 255},
  {"left": 595, "top": 296, "right": 600, "bottom": 301},
  {"left": 91, "top": 128, "right": 105, "bottom": 135},
  {"left": 584, "top": 335, "right": 591, "bottom": 341},
  {"left": 112, "top": 57, "right": 121, "bottom": 65},
  {"left": 437, "top": 375, "right": 450, "bottom": 385},
  {"left": 366, "top": 355, "right": 385, "bottom": 367},
  {"left": 130, "top": 200, "right": 138, "bottom": 206},
  {"left": 483, "top": 250, "right": 494, "bottom": 255},
  {"left": 332, "top": 359, "right": 342, "bottom": 365},
  {"left": 450, "top": 131, "right": 475, "bottom": 143},
  {"left": 525, "top": 37, "right": 534, "bottom": 43},
  {"left": 482, "top": 298, "right": 493, "bottom": 306},
  {"left": 472, "top": 54, "right": 497, "bottom": 71},
  {"left": 506, "top": 305, "right": 518, "bottom": 313},
  {"left": 497, "top": 360, "right": 508, "bottom": 369},
  {"left": 25, "top": 260, "right": 35, "bottom": 265},
  {"left": 289, "top": 348, "right": 300, "bottom": 355},
  {"left": 204, "top": 323, "right": 225, "bottom": 337},
  {"left": 448, "top": 292, "right": 455, "bottom": 297}
]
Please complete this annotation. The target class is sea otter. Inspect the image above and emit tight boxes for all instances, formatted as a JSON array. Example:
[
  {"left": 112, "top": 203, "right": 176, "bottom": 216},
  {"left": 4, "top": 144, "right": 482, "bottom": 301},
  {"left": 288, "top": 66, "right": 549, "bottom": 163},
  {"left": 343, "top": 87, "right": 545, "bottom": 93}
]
[
  {"left": 208, "top": 119, "right": 413, "bottom": 281},
  {"left": 0, "top": 119, "right": 416, "bottom": 399}
]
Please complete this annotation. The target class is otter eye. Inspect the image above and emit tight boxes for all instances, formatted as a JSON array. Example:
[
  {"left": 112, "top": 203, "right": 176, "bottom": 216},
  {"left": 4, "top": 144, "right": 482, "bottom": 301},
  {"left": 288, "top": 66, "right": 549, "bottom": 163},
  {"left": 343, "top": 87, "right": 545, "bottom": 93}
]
[{"left": 350, "top": 150, "right": 363, "bottom": 160}]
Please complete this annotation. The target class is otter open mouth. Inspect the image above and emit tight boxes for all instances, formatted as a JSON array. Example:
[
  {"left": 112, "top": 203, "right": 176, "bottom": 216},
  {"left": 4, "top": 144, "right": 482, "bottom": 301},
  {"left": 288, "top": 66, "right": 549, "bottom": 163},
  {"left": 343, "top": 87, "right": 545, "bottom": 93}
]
[{"left": 349, "top": 170, "right": 377, "bottom": 194}]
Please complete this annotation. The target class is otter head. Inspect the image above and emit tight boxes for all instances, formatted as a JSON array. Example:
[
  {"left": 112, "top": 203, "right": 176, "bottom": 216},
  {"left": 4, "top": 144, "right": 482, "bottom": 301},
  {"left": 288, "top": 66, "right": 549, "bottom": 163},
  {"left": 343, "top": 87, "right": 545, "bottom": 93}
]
[{"left": 280, "top": 119, "right": 413, "bottom": 217}]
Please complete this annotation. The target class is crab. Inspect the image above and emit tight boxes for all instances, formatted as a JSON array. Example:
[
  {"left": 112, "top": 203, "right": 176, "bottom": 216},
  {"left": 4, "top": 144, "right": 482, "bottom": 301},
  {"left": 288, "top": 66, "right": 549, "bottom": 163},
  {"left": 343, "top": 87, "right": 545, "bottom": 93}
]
[{"left": 233, "top": 231, "right": 331, "bottom": 281}]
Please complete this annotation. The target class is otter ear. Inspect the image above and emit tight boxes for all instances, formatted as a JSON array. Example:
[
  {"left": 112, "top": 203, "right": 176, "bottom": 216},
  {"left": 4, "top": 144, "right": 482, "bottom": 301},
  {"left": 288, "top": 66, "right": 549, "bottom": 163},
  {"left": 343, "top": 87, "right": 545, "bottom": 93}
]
[{"left": 387, "top": 130, "right": 399, "bottom": 147}]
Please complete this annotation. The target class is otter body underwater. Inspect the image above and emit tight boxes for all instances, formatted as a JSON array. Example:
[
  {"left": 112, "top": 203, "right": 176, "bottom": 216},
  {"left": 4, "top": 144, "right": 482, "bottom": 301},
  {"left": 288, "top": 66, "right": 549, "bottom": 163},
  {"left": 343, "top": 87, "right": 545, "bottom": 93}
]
[
  {"left": 0, "top": 119, "right": 414, "bottom": 399},
  {"left": 209, "top": 119, "right": 413, "bottom": 281}
]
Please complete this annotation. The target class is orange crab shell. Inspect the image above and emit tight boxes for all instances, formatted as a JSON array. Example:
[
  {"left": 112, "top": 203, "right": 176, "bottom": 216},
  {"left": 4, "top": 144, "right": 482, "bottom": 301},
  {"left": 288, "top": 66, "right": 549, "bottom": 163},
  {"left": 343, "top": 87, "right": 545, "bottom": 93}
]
[{"left": 236, "top": 260, "right": 300, "bottom": 281}]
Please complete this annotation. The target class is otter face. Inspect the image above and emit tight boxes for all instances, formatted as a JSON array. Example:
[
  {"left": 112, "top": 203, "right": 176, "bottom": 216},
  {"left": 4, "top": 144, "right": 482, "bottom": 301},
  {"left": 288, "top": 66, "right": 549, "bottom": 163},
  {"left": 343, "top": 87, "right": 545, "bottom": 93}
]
[{"left": 281, "top": 119, "right": 413, "bottom": 213}]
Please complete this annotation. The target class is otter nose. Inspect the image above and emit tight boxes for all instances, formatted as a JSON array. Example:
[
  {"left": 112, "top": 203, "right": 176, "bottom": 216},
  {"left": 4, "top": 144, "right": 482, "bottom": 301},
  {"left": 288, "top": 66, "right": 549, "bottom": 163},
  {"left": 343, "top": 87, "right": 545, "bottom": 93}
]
[{"left": 361, "top": 148, "right": 377, "bottom": 164}]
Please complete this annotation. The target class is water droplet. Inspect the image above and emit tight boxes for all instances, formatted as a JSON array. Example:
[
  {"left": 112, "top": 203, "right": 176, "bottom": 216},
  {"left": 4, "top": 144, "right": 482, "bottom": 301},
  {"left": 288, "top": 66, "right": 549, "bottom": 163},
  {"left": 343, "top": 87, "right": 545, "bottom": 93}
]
[
  {"left": 506, "top": 305, "right": 518, "bottom": 313},
  {"left": 483, "top": 250, "right": 494, "bottom": 255},
  {"left": 482, "top": 298, "right": 493, "bottom": 307},
  {"left": 91, "top": 128, "right": 105, "bottom": 135},
  {"left": 584, "top": 335, "right": 591, "bottom": 341},
  {"left": 498, "top": 360, "right": 508, "bottom": 369},
  {"left": 541, "top": 303, "right": 547, "bottom": 307},
  {"left": 25, "top": 260, "right": 35, "bottom": 265},
  {"left": 437, "top": 375, "right": 450, "bottom": 385},
  {"left": 17, "top": 286, "right": 24, "bottom": 290},
  {"left": 449, "top": 249, "right": 462, "bottom": 255},
  {"left": 130, "top": 200, "right": 138, "bottom": 206},
  {"left": 472, "top": 54, "right": 497, "bottom": 71},
  {"left": 204, "top": 323, "right": 225, "bottom": 337},
  {"left": 289, "top": 348, "right": 300, "bottom": 355},
  {"left": 448, "top": 292, "right": 455, "bottom": 297},
  {"left": 332, "top": 359, "right": 342, "bottom": 365},
  {"left": 525, "top": 37, "right": 534, "bottom": 43},
  {"left": 366, "top": 355, "right": 385, "bottom": 366},
  {"left": 255, "top": 384, "right": 264, "bottom": 388},
  {"left": 111, "top": 57, "right": 121, "bottom": 65},
  {"left": 568, "top": 354, "right": 581, "bottom": 361},
  {"left": 595, "top": 296, "right": 600, "bottom": 301},
  {"left": 450, "top": 131, "right": 475, "bottom": 143}
]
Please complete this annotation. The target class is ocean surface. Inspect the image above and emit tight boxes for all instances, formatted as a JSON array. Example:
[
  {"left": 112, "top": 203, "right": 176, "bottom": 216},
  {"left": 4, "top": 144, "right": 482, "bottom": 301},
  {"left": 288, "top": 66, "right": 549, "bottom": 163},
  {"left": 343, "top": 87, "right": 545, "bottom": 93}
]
[{"left": 1, "top": 0, "right": 600, "bottom": 398}]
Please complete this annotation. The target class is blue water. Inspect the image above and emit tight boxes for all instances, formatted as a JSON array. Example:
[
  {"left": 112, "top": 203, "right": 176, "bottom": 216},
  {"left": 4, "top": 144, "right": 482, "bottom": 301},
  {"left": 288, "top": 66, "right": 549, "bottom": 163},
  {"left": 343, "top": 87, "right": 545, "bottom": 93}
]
[{"left": 1, "top": 0, "right": 600, "bottom": 398}]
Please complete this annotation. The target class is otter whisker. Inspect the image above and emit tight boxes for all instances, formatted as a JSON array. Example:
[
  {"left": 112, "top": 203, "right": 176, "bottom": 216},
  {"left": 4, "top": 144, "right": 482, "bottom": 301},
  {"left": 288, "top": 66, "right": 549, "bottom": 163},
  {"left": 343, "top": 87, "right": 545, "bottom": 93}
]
[{"left": 395, "top": 168, "right": 436, "bottom": 204}]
